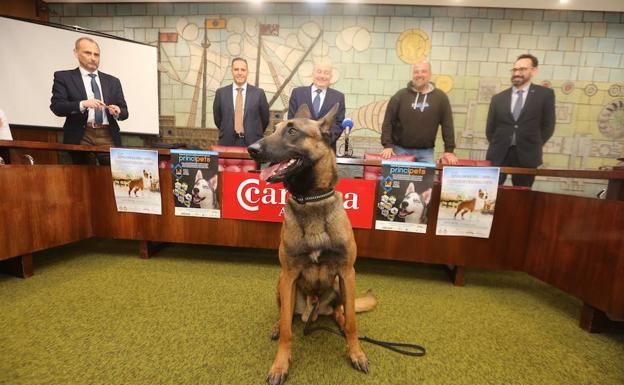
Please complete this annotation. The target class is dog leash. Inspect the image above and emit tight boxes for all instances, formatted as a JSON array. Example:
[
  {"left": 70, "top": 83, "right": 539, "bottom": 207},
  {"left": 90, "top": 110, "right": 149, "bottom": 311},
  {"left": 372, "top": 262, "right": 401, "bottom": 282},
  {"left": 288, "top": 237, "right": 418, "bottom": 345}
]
[{"left": 301, "top": 304, "right": 426, "bottom": 357}]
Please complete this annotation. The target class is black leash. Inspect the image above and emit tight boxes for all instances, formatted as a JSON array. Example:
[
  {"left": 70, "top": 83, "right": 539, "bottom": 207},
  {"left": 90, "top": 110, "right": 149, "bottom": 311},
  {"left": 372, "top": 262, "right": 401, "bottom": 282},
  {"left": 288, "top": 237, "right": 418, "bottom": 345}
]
[{"left": 301, "top": 303, "right": 426, "bottom": 357}]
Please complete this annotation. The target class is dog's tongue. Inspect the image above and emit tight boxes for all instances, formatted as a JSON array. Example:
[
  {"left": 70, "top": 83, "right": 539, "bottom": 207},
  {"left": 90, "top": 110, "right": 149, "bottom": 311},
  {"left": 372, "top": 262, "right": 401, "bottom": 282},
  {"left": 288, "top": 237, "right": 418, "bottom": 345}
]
[{"left": 260, "top": 160, "right": 290, "bottom": 181}]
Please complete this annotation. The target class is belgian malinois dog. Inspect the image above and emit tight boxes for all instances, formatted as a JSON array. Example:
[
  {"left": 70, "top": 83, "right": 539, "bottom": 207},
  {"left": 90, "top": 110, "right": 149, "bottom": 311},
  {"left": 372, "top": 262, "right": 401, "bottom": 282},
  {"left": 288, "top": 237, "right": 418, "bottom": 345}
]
[{"left": 248, "top": 104, "right": 376, "bottom": 385}]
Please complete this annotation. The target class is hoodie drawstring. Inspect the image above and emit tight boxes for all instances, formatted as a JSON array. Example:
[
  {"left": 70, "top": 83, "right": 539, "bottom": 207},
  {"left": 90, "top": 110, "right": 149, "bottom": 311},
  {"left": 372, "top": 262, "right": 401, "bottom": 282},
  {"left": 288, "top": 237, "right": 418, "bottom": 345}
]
[{"left": 413, "top": 92, "right": 428, "bottom": 112}]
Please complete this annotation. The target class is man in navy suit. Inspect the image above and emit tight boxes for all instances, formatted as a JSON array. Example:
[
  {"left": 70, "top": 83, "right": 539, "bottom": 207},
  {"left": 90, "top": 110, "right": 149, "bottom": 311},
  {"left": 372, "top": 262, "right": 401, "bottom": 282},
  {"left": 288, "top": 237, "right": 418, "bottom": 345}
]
[
  {"left": 486, "top": 54, "right": 556, "bottom": 187},
  {"left": 287, "top": 61, "right": 346, "bottom": 152},
  {"left": 50, "top": 37, "right": 128, "bottom": 164},
  {"left": 213, "top": 57, "right": 270, "bottom": 147}
]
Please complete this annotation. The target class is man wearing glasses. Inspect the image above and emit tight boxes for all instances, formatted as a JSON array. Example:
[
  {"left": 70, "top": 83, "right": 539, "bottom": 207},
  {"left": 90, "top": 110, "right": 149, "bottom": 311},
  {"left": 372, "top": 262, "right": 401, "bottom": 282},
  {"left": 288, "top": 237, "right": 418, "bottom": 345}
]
[{"left": 485, "top": 54, "right": 556, "bottom": 187}]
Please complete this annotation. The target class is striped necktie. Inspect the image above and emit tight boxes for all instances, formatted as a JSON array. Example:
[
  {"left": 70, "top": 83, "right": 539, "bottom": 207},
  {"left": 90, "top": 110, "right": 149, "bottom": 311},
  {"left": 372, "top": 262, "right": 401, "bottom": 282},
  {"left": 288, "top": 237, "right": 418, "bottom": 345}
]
[{"left": 88, "top": 74, "right": 103, "bottom": 124}]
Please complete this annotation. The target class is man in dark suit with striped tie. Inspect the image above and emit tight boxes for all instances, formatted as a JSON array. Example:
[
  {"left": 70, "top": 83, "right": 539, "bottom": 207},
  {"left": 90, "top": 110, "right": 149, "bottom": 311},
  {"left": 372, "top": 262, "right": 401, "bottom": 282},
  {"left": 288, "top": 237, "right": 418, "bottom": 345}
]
[
  {"left": 50, "top": 37, "right": 128, "bottom": 164},
  {"left": 486, "top": 54, "right": 556, "bottom": 187},
  {"left": 287, "top": 61, "right": 346, "bottom": 152}
]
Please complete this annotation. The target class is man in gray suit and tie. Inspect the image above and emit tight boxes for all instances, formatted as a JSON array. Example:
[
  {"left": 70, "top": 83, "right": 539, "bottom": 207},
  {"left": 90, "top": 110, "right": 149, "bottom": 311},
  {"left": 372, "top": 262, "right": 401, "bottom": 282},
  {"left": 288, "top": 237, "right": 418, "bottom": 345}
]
[
  {"left": 213, "top": 58, "right": 270, "bottom": 147},
  {"left": 486, "top": 54, "right": 556, "bottom": 187}
]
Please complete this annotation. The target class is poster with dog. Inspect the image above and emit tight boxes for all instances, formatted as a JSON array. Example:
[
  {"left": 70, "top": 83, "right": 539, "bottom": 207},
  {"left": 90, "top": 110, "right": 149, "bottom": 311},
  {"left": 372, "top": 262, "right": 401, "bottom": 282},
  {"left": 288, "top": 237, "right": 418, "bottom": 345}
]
[
  {"left": 110, "top": 148, "right": 161, "bottom": 214},
  {"left": 374, "top": 160, "right": 435, "bottom": 233},
  {"left": 170, "top": 149, "right": 220, "bottom": 218},
  {"left": 436, "top": 167, "right": 500, "bottom": 238}
]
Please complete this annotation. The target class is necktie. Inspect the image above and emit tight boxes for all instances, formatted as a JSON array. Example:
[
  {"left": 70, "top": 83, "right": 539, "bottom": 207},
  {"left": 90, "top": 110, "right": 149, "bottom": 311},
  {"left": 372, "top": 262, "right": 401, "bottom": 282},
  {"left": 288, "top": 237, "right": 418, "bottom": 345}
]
[
  {"left": 312, "top": 89, "right": 322, "bottom": 116},
  {"left": 512, "top": 89, "right": 524, "bottom": 121},
  {"left": 88, "top": 74, "right": 103, "bottom": 124},
  {"left": 234, "top": 87, "right": 243, "bottom": 135}
]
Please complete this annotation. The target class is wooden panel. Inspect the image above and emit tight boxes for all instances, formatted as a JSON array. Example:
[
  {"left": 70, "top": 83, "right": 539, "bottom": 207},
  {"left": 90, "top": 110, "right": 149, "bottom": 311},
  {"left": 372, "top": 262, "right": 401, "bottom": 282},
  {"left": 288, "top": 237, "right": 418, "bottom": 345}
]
[
  {"left": 10, "top": 127, "right": 60, "bottom": 164},
  {"left": 0, "top": 1, "right": 43, "bottom": 19},
  {"left": 524, "top": 193, "right": 624, "bottom": 319},
  {"left": 88, "top": 167, "right": 533, "bottom": 269},
  {"left": 607, "top": 237, "right": 624, "bottom": 320},
  {"left": 0, "top": 165, "right": 93, "bottom": 260},
  {"left": 354, "top": 186, "right": 532, "bottom": 270},
  {"left": 89, "top": 167, "right": 282, "bottom": 249}
]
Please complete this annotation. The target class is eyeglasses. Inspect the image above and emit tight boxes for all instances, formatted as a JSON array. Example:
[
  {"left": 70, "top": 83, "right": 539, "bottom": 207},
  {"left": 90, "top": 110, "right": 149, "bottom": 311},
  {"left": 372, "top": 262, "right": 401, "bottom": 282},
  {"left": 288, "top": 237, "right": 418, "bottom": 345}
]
[{"left": 510, "top": 67, "right": 533, "bottom": 73}]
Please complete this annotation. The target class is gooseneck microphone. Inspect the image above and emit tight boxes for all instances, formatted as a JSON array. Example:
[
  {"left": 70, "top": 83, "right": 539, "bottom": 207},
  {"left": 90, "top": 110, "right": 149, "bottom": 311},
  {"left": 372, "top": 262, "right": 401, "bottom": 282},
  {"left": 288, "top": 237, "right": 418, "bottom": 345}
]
[{"left": 339, "top": 118, "right": 354, "bottom": 157}]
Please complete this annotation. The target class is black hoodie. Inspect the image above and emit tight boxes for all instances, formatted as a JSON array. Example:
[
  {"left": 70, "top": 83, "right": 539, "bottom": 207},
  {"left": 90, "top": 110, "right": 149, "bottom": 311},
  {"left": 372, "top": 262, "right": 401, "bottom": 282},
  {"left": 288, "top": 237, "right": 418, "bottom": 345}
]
[{"left": 381, "top": 81, "right": 455, "bottom": 152}]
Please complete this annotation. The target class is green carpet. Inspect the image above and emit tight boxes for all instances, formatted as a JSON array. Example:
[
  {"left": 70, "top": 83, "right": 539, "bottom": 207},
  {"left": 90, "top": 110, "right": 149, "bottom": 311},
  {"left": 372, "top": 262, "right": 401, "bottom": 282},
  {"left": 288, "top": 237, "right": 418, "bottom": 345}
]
[{"left": 1, "top": 239, "right": 622, "bottom": 385}]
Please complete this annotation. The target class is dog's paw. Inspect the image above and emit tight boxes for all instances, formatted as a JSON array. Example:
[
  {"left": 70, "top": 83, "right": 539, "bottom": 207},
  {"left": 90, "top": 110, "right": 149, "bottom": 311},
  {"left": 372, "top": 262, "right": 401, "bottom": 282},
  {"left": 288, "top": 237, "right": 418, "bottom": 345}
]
[
  {"left": 270, "top": 322, "right": 280, "bottom": 340},
  {"left": 266, "top": 370, "right": 288, "bottom": 385},
  {"left": 349, "top": 351, "right": 370, "bottom": 374}
]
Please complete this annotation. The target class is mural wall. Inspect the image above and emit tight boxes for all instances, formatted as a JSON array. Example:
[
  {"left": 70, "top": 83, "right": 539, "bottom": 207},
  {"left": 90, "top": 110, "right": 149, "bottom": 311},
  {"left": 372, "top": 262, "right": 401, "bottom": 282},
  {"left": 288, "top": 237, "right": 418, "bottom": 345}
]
[{"left": 48, "top": 3, "right": 624, "bottom": 195}]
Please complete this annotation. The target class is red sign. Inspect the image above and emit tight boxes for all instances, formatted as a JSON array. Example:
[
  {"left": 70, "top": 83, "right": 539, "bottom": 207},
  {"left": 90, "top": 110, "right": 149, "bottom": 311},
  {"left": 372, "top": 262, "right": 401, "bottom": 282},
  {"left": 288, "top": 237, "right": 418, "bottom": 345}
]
[{"left": 221, "top": 172, "right": 375, "bottom": 229}]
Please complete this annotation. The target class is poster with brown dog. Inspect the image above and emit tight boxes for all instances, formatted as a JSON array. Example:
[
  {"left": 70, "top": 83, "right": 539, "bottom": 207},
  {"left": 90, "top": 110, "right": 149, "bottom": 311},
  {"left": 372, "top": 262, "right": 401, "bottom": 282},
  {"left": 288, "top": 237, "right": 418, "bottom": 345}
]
[
  {"left": 436, "top": 167, "right": 500, "bottom": 238},
  {"left": 110, "top": 148, "right": 161, "bottom": 214}
]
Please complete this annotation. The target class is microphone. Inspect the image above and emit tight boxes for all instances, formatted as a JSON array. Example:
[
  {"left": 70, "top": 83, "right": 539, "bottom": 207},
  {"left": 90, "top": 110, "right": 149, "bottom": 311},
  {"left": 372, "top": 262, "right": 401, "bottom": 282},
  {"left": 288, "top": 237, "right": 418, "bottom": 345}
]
[
  {"left": 341, "top": 118, "right": 353, "bottom": 135},
  {"left": 339, "top": 118, "right": 354, "bottom": 157}
]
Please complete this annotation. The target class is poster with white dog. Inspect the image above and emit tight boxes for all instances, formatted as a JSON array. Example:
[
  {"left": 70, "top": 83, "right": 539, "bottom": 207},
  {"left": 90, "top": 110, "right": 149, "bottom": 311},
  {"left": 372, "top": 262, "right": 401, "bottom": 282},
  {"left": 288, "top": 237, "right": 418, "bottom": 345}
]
[
  {"left": 110, "top": 148, "right": 161, "bottom": 215},
  {"left": 436, "top": 167, "right": 500, "bottom": 238},
  {"left": 170, "top": 149, "right": 220, "bottom": 218},
  {"left": 374, "top": 160, "right": 435, "bottom": 233}
]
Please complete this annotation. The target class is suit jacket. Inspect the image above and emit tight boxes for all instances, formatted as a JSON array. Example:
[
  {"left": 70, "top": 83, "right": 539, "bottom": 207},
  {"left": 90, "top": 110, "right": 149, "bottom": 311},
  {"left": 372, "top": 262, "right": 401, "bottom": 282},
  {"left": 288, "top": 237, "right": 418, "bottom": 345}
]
[
  {"left": 486, "top": 84, "right": 555, "bottom": 168},
  {"left": 50, "top": 68, "right": 128, "bottom": 146},
  {"left": 287, "top": 86, "right": 346, "bottom": 147},
  {"left": 213, "top": 84, "right": 269, "bottom": 146}
]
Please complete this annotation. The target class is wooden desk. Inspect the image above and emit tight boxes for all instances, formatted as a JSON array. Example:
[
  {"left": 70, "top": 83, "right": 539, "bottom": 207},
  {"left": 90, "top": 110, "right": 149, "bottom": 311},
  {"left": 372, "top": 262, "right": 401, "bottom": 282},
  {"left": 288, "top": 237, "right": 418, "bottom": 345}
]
[{"left": 1, "top": 140, "right": 623, "bottom": 332}]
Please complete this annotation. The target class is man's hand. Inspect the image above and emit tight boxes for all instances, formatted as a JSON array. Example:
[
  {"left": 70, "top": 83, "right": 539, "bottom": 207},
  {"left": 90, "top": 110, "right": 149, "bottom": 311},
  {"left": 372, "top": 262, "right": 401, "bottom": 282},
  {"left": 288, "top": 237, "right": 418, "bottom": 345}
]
[
  {"left": 107, "top": 104, "right": 121, "bottom": 117},
  {"left": 439, "top": 152, "right": 458, "bottom": 165},
  {"left": 380, "top": 147, "right": 395, "bottom": 159},
  {"left": 82, "top": 99, "right": 106, "bottom": 109}
]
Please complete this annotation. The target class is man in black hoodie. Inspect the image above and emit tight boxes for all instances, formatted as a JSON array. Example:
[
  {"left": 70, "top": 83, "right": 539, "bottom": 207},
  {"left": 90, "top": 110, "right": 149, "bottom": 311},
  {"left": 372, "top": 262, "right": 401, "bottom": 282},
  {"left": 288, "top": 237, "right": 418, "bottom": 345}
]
[{"left": 380, "top": 62, "right": 457, "bottom": 165}]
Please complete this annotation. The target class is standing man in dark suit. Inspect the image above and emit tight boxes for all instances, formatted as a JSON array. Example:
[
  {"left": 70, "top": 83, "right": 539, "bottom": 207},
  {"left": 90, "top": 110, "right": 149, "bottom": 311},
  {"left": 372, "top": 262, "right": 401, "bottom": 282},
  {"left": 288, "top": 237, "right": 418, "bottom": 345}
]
[
  {"left": 287, "top": 61, "right": 346, "bottom": 151},
  {"left": 486, "top": 54, "right": 556, "bottom": 187},
  {"left": 213, "top": 57, "right": 270, "bottom": 147},
  {"left": 50, "top": 36, "right": 128, "bottom": 164}
]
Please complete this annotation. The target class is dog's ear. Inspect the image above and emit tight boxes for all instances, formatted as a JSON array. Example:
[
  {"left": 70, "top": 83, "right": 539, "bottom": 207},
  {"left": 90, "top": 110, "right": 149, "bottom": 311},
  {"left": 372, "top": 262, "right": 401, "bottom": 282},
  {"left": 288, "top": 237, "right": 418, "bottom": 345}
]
[
  {"left": 208, "top": 174, "right": 218, "bottom": 190},
  {"left": 406, "top": 182, "right": 415, "bottom": 194},
  {"left": 195, "top": 170, "right": 203, "bottom": 182},
  {"left": 317, "top": 103, "right": 339, "bottom": 138},
  {"left": 295, "top": 104, "right": 312, "bottom": 119},
  {"left": 421, "top": 188, "right": 432, "bottom": 206}
]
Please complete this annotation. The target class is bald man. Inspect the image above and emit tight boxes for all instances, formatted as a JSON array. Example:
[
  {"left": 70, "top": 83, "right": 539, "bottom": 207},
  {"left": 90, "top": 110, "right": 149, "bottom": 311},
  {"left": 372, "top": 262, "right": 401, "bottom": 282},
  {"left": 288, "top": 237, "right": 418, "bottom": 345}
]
[
  {"left": 287, "top": 62, "right": 346, "bottom": 151},
  {"left": 380, "top": 62, "right": 457, "bottom": 165}
]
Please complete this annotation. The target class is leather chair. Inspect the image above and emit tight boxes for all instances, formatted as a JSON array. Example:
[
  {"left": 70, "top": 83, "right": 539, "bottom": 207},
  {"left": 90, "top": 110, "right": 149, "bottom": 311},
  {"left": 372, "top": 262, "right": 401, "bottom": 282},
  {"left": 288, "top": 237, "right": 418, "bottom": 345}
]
[
  {"left": 362, "top": 153, "right": 416, "bottom": 180},
  {"left": 438, "top": 158, "right": 493, "bottom": 182},
  {"left": 210, "top": 145, "right": 257, "bottom": 172}
]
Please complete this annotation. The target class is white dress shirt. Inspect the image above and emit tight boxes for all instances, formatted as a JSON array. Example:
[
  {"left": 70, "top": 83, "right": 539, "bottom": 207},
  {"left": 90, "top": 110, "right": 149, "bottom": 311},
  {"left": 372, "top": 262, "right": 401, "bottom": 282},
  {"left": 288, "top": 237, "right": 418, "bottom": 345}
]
[
  {"left": 510, "top": 83, "right": 530, "bottom": 115},
  {"left": 311, "top": 85, "right": 327, "bottom": 111}
]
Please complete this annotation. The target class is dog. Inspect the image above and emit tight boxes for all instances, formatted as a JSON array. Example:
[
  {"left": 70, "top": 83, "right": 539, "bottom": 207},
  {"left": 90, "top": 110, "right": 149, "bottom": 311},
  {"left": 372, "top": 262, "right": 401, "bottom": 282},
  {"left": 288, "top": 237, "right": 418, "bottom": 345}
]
[
  {"left": 128, "top": 170, "right": 151, "bottom": 197},
  {"left": 454, "top": 189, "right": 487, "bottom": 219},
  {"left": 191, "top": 170, "right": 218, "bottom": 209},
  {"left": 248, "top": 104, "right": 377, "bottom": 385},
  {"left": 398, "top": 182, "right": 432, "bottom": 224}
]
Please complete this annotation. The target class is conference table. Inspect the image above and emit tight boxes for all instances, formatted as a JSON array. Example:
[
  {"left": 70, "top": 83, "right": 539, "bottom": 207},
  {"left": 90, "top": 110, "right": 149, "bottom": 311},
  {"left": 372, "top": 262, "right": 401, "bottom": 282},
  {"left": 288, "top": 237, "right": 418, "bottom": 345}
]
[{"left": 1, "top": 139, "right": 623, "bottom": 333}]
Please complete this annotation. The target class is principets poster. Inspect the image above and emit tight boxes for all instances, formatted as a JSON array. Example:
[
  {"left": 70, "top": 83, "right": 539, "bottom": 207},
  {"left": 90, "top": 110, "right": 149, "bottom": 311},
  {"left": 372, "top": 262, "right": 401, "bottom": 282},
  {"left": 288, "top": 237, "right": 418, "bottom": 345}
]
[
  {"left": 170, "top": 149, "right": 220, "bottom": 218},
  {"left": 374, "top": 160, "right": 435, "bottom": 233}
]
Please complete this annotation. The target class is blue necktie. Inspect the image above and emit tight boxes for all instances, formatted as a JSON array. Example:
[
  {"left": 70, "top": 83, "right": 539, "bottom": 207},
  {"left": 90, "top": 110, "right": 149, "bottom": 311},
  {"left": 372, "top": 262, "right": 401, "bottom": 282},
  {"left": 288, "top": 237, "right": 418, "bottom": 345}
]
[
  {"left": 88, "top": 74, "right": 103, "bottom": 124},
  {"left": 512, "top": 89, "right": 523, "bottom": 121},
  {"left": 312, "top": 89, "right": 322, "bottom": 117}
]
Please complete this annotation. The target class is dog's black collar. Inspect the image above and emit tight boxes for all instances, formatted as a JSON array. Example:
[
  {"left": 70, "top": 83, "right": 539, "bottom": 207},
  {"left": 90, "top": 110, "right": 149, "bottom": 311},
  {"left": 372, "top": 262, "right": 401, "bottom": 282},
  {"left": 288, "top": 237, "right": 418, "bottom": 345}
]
[{"left": 291, "top": 189, "right": 335, "bottom": 204}]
